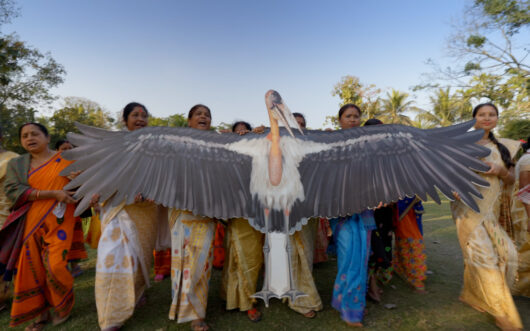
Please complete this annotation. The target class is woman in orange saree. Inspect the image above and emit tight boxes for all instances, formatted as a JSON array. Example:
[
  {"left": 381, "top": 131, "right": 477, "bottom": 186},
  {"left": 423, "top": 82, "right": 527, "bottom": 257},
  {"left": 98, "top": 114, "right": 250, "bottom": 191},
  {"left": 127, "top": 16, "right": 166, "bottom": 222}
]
[{"left": 2, "top": 123, "right": 78, "bottom": 330}]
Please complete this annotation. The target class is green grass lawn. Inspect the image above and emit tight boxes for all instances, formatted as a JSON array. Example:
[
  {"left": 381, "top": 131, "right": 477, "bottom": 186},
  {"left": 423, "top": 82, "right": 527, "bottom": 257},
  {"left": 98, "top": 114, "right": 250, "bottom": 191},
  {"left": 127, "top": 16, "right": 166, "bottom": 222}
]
[{"left": 2, "top": 200, "right": 529, "bottom": 330}]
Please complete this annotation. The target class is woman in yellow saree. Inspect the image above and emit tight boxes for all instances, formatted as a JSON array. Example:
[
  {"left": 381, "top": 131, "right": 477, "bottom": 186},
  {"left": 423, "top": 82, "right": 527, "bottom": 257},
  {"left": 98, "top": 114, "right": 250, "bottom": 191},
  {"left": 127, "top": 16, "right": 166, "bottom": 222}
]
[
  {"left": 451, "top": 103, "right": 522, "bottom": 330},
  {"left": 169, "top": 104, "right": 217, "bottom": 331},
  {"left": 2, "top": 123, "right": 78, "bottom": 330}
]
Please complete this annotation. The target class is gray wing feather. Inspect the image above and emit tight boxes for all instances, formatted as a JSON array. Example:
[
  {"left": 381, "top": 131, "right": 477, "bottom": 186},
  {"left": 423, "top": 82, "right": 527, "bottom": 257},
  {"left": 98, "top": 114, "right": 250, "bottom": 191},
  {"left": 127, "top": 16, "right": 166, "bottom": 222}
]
[
  {"left": 61, "top": 124, "right": 254, "bottom": 217},
  {"left": 295, "top": 120, "right": 489, "bottom": 217}
]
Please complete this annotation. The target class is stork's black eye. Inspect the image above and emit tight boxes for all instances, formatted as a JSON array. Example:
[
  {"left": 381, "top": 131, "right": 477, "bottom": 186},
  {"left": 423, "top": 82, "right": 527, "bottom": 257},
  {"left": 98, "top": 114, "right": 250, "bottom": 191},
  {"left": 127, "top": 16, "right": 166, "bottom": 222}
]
[{"left": 271, "top": 91, "right": 282, "bottom": 104}]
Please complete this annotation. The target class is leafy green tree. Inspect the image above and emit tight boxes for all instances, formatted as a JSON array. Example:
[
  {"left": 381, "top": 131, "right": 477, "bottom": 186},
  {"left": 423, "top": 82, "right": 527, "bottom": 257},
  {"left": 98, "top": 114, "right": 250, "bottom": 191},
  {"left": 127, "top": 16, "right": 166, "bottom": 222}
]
[
  {"left": 416, "top": 0, "right": 529, "bottom": 128},
  {"left": 498, "top": 119, "right": 530, "bottom": 140},
  {"left": 414, "top": 88, "right": 472, "bottom": 128},
  {"left": 48, "top": 97, "right": 114, "bottom": 147},
  {"left": 149, "top": 114, "right": 188, "bottom": 127},
  {"left": 0, "top": 1, "right": 65, "bottom": 152},
  {"left": 379, "top": 89, "right": 414, "bottom": 125},
  {"left": 327, "top": 75, "right": 382, "bottom": 128}
]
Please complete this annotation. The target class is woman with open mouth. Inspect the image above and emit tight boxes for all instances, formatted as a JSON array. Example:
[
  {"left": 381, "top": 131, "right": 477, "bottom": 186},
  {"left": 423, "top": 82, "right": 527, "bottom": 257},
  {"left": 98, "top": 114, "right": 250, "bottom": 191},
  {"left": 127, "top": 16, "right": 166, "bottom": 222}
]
[
  {"left": 2, "top": 123, "right": 78, "bottom": 330},
  {"left": 168, "top": 104, "right": 216, "bottom": 331},
  {"left": 94, "top": 102, "right": 167, "bottom": 331}
]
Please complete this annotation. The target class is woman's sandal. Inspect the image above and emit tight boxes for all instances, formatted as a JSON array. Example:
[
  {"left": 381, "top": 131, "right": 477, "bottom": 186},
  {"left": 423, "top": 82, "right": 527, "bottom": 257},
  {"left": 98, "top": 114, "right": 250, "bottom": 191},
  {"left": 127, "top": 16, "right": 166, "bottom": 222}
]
[
  {"left": 246, "top": 308, "right": 262, "bottom": 322},
  {"left": 154, "top": 274, "right": 165, "bottom": 282},
  {"left": 190, "top": 319, "right": 209, "bottom": 331}
]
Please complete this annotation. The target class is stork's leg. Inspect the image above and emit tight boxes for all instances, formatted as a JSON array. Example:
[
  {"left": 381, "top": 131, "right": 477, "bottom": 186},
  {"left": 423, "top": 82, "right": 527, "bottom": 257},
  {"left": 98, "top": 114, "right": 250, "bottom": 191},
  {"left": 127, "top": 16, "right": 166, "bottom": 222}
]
[
  {"left": 281, "top": 210, "right": 307, "bottom": 302},
  {"left": 251, "top": 208, "right": 279, "bottom": 307}
]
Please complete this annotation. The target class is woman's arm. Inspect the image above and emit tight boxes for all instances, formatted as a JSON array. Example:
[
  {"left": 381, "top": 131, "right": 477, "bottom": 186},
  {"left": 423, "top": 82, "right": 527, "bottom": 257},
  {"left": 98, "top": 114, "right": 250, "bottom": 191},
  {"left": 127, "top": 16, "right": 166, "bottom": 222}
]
[
  {"left": 27, "top": 189, "right": 77, "bottom": 204},
  {"left": 484, "top": 161, "right": 515, "bottom": 185}
]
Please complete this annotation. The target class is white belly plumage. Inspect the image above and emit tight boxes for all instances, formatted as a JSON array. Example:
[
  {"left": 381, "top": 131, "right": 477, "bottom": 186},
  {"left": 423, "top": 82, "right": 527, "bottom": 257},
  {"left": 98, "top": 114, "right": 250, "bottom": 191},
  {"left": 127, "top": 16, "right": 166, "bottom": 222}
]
[{"left": 228, "top": 136, "right": 329, "bottom": 212}]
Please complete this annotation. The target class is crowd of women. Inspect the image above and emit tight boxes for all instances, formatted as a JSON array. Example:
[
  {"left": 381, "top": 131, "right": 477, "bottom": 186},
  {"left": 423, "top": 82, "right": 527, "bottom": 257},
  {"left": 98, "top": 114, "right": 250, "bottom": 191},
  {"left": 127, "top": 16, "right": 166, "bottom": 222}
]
[{"left": 0, "top": 100, "right": 528, "bottom": 331}]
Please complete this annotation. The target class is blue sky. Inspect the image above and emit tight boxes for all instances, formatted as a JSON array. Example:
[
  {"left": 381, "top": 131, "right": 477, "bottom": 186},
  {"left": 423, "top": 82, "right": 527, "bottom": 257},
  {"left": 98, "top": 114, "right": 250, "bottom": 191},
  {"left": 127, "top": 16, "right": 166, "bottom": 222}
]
[{"left": 6, "top": 0, "right": 467, "bottom": 128}]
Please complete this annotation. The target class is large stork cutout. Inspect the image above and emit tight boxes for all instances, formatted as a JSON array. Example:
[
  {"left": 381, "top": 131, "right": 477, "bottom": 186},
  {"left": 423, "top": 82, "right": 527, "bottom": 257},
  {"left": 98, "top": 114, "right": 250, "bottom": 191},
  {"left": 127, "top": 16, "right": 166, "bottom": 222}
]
[
  {"left": 253, "top": 90, "right": 307, "bottom": 305},
  {"left": 61, "top": 90, "right": 491, "bottom": 308}
]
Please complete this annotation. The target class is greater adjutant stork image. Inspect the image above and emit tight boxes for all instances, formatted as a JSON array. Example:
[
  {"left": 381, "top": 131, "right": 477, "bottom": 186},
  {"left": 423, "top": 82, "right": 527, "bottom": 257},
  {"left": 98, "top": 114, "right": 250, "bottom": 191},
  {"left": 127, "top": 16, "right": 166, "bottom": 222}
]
[{"left": 61, "top": 90, "right": 490, "bottom": 305}]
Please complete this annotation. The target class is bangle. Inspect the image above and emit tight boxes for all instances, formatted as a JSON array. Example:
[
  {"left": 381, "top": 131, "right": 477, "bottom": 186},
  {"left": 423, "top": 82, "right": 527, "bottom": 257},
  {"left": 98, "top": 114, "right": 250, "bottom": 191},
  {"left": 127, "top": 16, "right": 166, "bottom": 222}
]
[{"left": 36, "top": 190, "right": 40, "bottom": 200}]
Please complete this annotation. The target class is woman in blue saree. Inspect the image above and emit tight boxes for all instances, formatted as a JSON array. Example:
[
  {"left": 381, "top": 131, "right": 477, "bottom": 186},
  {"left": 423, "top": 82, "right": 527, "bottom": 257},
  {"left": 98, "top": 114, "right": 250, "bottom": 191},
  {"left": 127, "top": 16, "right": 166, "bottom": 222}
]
[{"left": 329, "top": 104, "right": 374, "bottom": 327}]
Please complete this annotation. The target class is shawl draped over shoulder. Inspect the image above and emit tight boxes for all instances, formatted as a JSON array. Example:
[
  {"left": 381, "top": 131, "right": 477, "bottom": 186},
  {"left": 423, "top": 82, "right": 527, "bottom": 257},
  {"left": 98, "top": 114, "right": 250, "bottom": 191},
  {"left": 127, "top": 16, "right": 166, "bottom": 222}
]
[{"left": 0, "top": 154, "right": 33, "bottom": 281}]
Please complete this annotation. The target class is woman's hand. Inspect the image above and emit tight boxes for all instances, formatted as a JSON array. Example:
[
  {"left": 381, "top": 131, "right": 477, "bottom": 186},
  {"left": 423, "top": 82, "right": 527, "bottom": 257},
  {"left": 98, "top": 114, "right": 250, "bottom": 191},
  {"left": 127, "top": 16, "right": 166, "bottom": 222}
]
[
  {"left": 55, "top": 190, "right": 77, "bottom": 204},
  {"left": 134, "top": 193, "right": 154, "bottom": 203},
  {"left": 252, "top": 125, "right": 266, "bottom": 134},
  {"left": 483, "top": 162, "right": 505, "bottom": 176},
  {"left": 65, "top": 170, "right": 82, "bottom": 180},
  {"left": 452, "top": 191, "right": 461, "bottom": 201},
  {"left": 90, "top": 194, "right": 101, "bottom": 207},
  {"left": 237, "top": 129, "right": 250, "bottom": 135}
]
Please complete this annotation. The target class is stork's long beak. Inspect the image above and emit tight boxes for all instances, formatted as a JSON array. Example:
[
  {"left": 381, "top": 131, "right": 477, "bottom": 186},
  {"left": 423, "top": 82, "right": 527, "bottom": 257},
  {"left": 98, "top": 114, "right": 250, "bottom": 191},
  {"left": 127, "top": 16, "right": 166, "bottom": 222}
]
[{"left": 265, "top": 90, "right": 304, "bottom": 136}]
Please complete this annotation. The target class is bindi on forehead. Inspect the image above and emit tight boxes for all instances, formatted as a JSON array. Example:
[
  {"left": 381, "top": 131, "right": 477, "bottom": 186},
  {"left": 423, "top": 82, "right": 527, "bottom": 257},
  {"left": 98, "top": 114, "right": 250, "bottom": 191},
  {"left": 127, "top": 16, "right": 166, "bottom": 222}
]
[{"left": 133, "top": 108, "right": 147, "bottom": 115}]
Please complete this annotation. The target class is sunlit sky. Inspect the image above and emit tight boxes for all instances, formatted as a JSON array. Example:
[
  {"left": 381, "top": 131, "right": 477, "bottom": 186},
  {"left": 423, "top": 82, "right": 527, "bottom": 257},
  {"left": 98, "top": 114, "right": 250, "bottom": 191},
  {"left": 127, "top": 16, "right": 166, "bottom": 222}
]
[{"left": 6, "top": 0, "right": 469, "bottom": 128}]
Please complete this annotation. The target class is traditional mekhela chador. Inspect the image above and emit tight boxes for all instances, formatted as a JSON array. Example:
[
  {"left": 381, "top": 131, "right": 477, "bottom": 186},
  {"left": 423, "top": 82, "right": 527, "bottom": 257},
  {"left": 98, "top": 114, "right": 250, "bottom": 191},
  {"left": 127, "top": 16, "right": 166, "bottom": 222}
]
[{"left": 62, "top": 90, "right": 491, "bottom": 306}]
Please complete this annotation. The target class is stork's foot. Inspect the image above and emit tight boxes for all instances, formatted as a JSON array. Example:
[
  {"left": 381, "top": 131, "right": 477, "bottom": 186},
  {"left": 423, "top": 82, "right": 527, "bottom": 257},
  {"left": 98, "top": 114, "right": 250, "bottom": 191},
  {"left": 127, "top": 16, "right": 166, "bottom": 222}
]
[
  {"left": 280, "top": 289, "right": 308, "bottom": 303},
  {"left": 252, "top": 290, "right": 281, "bottom": 307}
]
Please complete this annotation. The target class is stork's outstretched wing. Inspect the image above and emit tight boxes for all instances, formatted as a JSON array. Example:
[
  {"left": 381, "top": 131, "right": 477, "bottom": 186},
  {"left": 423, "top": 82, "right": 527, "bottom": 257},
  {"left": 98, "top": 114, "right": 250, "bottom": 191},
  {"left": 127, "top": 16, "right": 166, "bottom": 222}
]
[
  {"left": 61, "top": 123, "right": 256, "bottom": 217},
  {"left": 289, "top": 120, "right": 489, "bottom": 225}
]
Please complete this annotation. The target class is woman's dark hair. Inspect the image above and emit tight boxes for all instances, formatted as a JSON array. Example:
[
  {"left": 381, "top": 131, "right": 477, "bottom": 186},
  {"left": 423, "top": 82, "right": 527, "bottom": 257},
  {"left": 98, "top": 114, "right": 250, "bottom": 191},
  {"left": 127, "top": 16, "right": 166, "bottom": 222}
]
[
  {"left": 54, "top": 139, "right": 69, "bottom": 150},
  {"left": 18, "top": 123, "right": 49, "bottom": 139},
  {"left": 292, "top": 112, "right": 306, "bottom": 127},
  {"left": 338, "top": 103, "right": 362, "bottom": 119},
  {"left": 188, "top": 104, "right": 211, "bottom": 120},
  {"left": 122, "top": 102, "right": 148, "bottom": 122},
  {"left": 363, "top": 118, "right": 383, "bottom": 126},
  {"left": 472, "top": 103, "right": 514, "bottom": 169},
  {"left": 232, "top": 121, "right": 252, "bottom": 132},
  {"left": 523, "top": 137, "right": 530, "bottom": 153}
]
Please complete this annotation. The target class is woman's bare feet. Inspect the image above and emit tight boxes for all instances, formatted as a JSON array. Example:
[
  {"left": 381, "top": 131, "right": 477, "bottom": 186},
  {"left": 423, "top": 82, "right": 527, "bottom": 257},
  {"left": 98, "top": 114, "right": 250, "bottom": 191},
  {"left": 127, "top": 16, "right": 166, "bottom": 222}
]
[
  {"left": 190, "top": 319, "right": 209, "bottom": 331},
  {"left": 302, "top": 310, "right": 316, "bottom": 318},
  {"left": 25, "top": 311, "right": 50, "bottom": 331},
  {"left": 367, "top": 274, "right": 381, "bottom": 302},
  {"left": 495, "top": 316, "right": 522, "bottom": 331},
  {"left": 346, "top": 321, "right": 363, "bottom": 328}
]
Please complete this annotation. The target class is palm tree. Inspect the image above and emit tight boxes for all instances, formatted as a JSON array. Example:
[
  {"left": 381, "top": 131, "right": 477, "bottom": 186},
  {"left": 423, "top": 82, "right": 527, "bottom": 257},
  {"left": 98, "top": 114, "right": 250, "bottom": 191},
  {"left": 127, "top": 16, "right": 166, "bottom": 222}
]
[
  {"left": 379, "top": 89, "right": 414, "bottom": 125},
  {"left": 414, "top": 88, "right": 472, "bottom": 128}
]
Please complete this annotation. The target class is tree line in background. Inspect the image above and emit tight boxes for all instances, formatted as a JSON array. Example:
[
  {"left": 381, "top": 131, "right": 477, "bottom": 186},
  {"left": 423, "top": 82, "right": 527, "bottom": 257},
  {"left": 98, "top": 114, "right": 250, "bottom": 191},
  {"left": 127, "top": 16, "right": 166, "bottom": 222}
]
[{"left": 0, "top": 0, "right": 529, "bottom": 154}]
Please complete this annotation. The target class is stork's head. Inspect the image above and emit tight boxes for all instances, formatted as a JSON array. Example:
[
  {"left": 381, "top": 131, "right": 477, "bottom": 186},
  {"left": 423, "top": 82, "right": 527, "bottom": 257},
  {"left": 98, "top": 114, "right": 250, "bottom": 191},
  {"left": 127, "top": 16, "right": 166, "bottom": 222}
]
[{"left": 265, "top": 90, "right": 304, "bottom": 136}]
